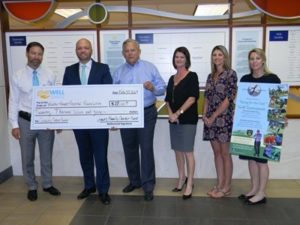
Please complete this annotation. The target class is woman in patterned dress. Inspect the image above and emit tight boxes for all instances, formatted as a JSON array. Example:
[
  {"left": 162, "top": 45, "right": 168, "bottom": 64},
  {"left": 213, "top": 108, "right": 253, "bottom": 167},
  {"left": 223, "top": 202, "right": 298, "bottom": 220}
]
[{"left": 203, "top": 45, "right": 237, "bottom": 198}]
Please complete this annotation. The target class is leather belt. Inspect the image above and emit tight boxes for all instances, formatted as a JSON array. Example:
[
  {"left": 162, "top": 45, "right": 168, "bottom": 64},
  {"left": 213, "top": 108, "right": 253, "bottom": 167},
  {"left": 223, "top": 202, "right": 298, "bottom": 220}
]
[
  {"left": 19, "top": 111, "right": 31, "bottom": 121},
  {"left": 144, "top": 104, "right": 155, "bottom": 110}
]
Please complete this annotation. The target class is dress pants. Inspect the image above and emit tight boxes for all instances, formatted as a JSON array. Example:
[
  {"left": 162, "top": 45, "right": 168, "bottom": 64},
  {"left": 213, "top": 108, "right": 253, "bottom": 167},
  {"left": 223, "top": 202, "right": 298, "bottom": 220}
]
[
  {"left": 18, "top": 117, "right": 54, "bottom": 190},
  {"left": 73, "top": 129, "right": 110, "bottom": 194},
  {"left": 120, "top": 105, "right": 157, "bottom": 192}
]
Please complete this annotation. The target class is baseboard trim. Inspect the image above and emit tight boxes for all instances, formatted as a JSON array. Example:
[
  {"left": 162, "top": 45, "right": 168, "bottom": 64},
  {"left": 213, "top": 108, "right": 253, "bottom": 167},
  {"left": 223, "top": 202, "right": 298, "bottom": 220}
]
[{"left": 0, "top": 166, "right": 13, "bottom": 184}]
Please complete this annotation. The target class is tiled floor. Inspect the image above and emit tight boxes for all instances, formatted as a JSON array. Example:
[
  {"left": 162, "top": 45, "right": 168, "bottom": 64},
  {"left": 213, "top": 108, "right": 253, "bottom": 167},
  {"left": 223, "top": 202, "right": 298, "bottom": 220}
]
[
  {"left": 71, "top": 195, "right": 300, "bottom": 225},
  {"left": 0, "top": 177, "right": 300, "bottom": 225}
]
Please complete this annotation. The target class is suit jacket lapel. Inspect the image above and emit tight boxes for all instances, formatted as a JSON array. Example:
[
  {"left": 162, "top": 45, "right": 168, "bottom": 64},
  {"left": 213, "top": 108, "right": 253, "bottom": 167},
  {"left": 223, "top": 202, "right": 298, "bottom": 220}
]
[
  {"left": 75, "top": 63, "right": 81, "bottom": 83},
  {"left": 88, "top": 60, "right": 97, "bottom": 84}
]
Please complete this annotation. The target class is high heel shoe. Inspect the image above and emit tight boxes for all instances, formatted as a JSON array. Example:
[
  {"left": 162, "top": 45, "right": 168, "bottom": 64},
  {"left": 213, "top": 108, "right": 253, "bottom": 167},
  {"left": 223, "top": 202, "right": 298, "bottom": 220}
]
[
  {"left": 182, "top": 184, "right": 194, "bottom": 200},
  {"left": 172, "top": 177, "right": 187, "bottom": 192},
  {"left": 182, "top": 193, "right": 192, "bottom": 200}
]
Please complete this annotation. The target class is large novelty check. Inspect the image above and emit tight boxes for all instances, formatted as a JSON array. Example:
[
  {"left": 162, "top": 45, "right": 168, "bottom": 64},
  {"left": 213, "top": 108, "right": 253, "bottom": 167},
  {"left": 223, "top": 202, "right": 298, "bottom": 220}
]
[{"left": 31, "top": 84, "right": 144, "bottom": 129}]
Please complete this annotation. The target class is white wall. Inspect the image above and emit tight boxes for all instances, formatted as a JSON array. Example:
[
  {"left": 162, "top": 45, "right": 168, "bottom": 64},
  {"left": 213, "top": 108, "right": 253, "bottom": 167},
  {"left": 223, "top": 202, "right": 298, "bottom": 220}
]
[
  {"left": 0, "top": 21, "right": 11, "bottom": 173},
  {"left": 9, "top": 118, "right": 300, "bottom": 179}
]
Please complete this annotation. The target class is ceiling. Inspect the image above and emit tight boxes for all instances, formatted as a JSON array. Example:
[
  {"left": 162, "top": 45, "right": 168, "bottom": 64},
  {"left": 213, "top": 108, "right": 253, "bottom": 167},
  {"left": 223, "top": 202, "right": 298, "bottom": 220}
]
[{"left": 3, "top": 0, "right": 300, "bottom": 30}]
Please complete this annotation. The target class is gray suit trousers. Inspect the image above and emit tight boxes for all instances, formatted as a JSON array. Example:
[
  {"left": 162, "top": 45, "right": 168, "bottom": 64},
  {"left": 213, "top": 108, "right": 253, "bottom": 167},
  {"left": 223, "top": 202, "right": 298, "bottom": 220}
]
[{"left": 18, "top": 117, "right": 54, "bottom": 190}]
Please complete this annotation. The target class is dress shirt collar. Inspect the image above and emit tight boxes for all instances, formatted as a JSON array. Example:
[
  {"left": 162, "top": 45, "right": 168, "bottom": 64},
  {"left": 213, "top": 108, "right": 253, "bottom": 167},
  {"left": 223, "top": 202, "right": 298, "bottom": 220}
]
[
  {"left": 125, "top": 59, "right": 140, "bottom": 68},
  {"left": 26, "top": 65, "right": 41, "bottom": 73},
  {"left": 80, "top": 59, "right": 92, "bottom": 69}
]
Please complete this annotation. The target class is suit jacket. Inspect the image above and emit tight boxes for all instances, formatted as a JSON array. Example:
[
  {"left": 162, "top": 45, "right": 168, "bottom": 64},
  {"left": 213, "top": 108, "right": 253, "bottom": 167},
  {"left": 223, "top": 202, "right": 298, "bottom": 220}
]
[{"left": 62, "top": 60, "right": 112, "bottom": 85}]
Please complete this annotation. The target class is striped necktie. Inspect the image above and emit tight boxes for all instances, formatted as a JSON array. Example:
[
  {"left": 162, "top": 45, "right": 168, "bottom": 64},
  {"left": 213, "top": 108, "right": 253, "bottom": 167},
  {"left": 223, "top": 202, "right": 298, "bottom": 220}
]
[
  {"left": 80, "top": 64, "right": 87, "bottom": 85},
  {"left": 32, "top": 70, "right": 39, "bottom": 86}
]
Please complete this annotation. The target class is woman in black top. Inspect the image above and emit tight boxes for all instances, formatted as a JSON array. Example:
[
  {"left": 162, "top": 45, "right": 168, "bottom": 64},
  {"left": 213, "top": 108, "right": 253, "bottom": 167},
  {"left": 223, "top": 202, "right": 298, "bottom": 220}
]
[
  {"left": 239, "top": 48, "right": 281, "bottom": 205},
  {"left": 165, "top": 47, "right": 199, "bottom": 199}
]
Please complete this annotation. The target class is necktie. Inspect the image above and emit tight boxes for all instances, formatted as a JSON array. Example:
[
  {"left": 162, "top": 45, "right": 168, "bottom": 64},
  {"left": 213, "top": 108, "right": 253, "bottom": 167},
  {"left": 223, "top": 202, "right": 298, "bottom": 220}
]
[
  {"left": 80, "top": 64, "right": 87, "bottom": 85},
  {"left": 32, "top": 70, "right": 39, "bottom": 86}
]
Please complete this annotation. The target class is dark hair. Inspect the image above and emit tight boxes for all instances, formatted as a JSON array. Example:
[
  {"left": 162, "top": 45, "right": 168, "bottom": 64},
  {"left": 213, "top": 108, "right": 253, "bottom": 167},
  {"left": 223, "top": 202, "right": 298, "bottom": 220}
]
[
  {"left": 172, "top": 46, "right": 191, "bottom": 69},
  {"left": 26, "top": 42, "right": 44, "bottom": 53}
]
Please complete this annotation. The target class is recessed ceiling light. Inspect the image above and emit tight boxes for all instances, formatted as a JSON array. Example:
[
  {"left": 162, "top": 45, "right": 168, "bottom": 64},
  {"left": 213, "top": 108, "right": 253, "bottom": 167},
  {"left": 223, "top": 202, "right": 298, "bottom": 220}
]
[
  {"left": 194, "top": 4, "right": 229, "bottom": 16},
  {"left": 55, "top": 9, "right": 88, "bottom": 19}
]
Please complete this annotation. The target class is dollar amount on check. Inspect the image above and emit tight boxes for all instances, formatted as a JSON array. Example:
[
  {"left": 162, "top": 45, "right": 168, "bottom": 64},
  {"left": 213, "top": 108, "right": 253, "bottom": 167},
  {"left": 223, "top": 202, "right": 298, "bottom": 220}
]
[{"left": 31, "top": 84, "right": 144, "bottom": 129}]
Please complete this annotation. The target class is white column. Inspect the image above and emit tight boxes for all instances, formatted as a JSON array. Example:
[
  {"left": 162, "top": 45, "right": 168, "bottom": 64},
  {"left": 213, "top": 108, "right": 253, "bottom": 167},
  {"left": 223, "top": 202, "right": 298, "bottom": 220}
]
[{"left": 0, "top": 20, "right": 12, "bottom": 177}]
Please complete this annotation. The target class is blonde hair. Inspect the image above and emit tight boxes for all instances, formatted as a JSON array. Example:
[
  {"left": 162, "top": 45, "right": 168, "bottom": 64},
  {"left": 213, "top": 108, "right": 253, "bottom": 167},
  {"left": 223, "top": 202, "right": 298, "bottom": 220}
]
[
  {"left": 248, "top": 48, "right": 272, "bottom": 74},
  {"left": 210, "top": 45, "right": 231, "bottom": 75}
]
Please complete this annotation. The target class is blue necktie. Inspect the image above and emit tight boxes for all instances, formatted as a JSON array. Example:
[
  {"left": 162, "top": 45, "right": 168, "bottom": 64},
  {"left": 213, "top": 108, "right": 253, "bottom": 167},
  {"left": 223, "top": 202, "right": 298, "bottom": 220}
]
[
  {"left": 32, "top": 70, "right": 39, "bottom": 86},
  {"left": 80, "top": 64, "right": 87, "bottom": 85}
]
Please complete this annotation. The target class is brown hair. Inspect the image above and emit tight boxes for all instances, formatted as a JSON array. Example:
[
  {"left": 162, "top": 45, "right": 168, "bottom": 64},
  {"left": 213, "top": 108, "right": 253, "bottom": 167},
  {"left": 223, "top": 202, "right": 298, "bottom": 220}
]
[
  {"left": 210, "top": 45, "right": 231, "bottom": 75},
  {"left": 172, "top": 46, "right": 191, "bottom": 69}
]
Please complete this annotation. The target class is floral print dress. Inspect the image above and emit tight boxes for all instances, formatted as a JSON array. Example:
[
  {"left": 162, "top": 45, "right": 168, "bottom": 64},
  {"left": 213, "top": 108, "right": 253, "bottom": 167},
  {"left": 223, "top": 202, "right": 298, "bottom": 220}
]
[{"left": 203, "top": 69, "right": 237, "bottom": 143}]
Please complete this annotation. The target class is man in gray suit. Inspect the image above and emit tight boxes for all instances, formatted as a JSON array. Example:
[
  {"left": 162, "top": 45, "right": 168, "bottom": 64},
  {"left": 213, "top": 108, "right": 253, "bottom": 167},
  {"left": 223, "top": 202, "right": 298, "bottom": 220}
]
[{"left": 9, "top": 42, "right": 61, "bottom": 201}]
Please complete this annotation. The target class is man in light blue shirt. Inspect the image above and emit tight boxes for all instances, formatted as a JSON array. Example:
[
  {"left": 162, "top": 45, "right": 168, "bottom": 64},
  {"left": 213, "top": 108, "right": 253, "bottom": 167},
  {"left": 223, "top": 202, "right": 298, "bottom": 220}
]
[{"left": 113, "top": 38, "right": 166, "bottom": 201}]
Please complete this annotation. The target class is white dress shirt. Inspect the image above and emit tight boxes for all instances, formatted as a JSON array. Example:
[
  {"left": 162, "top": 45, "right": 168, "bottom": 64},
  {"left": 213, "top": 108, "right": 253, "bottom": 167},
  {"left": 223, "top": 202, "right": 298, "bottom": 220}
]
[{"left": 9, "top": 65, "right": 56, "bottom": 128}]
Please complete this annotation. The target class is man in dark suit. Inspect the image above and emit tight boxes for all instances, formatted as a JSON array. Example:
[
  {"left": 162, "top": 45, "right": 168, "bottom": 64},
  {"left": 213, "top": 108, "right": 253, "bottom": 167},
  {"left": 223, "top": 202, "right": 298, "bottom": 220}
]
[{"left": 62, "top": 38, "right": 112, "bottom": 205}]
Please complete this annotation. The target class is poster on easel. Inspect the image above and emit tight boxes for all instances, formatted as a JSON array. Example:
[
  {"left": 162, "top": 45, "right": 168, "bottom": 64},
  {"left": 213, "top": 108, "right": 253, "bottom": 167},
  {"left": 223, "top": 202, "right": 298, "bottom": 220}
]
[{"left": 230, "top": 82, "right": 289, "bottom": 162}]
